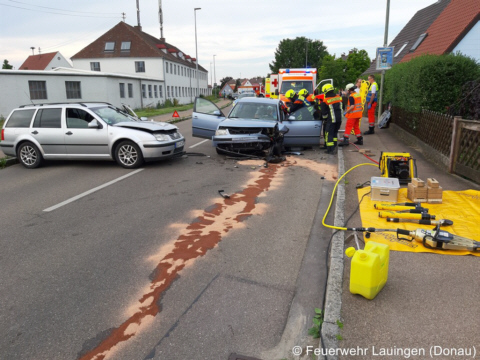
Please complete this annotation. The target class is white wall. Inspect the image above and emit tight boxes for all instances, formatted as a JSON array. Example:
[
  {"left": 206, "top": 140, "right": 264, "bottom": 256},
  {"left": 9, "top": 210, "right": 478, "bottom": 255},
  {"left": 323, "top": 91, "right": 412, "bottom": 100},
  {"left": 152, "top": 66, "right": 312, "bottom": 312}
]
[
  {"left": 0, "top": 70, "right": 165, "bottom": 118},
  {"left": 47, "top": 53, "right": 72, "bottom": 70},
  {"left": 452, "top": 20, "right": 480, "bottom": 62},
  {"left": 71, "top": 57, "right": 209, "bottom": 105}
]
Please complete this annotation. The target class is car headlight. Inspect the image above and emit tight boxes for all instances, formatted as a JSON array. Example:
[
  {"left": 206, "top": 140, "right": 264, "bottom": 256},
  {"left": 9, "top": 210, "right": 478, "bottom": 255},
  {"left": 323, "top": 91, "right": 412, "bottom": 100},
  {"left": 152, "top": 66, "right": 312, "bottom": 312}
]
[
  {"left": 154, "top": 134, "right": 170, "bottom": 141},
  {"left": 215, "top": 129, "right": 229, "bottom": 136}
]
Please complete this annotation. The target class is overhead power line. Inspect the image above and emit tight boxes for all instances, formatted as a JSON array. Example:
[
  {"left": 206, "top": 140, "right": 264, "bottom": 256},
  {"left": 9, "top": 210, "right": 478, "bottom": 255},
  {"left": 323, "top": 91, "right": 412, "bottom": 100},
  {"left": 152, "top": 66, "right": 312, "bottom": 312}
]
[
  {"left": 0, "top": 2, "right": 120, "bottom": 18},
  {"left": 8, "top": 0, "right": 119, "bottom": 15}
]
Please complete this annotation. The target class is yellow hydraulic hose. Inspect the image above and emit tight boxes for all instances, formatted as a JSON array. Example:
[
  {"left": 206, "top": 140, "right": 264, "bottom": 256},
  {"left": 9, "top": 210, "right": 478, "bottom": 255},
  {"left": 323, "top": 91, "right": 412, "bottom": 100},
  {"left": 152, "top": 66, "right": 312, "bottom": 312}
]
[{"left": 322, "top": 163, "right": 378, "bottom": 231}]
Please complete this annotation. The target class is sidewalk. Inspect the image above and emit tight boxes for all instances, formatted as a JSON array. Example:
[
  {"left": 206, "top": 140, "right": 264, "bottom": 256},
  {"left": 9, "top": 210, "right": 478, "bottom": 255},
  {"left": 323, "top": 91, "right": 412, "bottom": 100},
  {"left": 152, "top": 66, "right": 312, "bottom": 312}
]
[{"left": 331, "top": 119, "right": 480, "bottom": 359}]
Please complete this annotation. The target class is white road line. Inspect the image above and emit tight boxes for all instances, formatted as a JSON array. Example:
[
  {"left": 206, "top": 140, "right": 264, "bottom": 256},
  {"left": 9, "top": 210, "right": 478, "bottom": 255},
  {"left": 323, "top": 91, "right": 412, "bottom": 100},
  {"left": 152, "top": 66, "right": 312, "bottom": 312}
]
[
  {"left": 43, "top": 168, "right": 144, "bottom": 212},
  {"left": 189, "top": 139, "right": 209, "bottom": 148}
]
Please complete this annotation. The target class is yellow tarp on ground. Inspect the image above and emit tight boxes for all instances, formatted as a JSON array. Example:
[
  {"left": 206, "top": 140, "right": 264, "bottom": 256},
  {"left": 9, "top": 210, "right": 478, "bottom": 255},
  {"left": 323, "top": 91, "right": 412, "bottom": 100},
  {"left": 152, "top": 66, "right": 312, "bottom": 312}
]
[{"left": 357, "top": 188, "right": 480, "bottom": 256}]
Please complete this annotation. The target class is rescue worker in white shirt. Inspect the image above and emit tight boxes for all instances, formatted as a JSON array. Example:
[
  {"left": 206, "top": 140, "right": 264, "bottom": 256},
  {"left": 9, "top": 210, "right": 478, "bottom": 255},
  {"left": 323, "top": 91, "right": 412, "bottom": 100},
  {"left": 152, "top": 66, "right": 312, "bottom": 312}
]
[
  {"left": 320, "top": 84, "right": 343, "bottom": 155},
  {"left": 338, "top": 83, "right": 363, "bottom": 146},
  {"left": 364, "top": 74, "right": 378, "bottom": 135}
]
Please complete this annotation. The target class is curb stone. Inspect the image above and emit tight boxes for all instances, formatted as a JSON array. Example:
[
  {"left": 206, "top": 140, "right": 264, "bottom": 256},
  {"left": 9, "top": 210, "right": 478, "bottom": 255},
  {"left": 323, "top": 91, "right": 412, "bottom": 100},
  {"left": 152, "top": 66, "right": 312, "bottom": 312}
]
[{"left": 319, "top": 147, "right": 346, "bottom": 360}]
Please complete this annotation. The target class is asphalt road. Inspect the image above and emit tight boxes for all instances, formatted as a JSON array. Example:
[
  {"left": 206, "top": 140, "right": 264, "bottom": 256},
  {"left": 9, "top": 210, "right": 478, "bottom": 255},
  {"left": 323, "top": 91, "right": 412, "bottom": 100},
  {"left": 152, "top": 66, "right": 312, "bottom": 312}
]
[{"left": 0, "top": 116, "right": 336, "bottom": 360}]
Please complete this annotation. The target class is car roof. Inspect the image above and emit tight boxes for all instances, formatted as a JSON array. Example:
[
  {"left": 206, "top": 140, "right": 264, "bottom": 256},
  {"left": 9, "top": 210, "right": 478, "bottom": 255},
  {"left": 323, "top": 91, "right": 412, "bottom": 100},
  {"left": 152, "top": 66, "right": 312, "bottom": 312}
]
[
  {"left": 18, "top": 102, "right": 113, "bottom": 109},
  {"left": 236, "top": 97, "right": 281, "bottom": 105}
]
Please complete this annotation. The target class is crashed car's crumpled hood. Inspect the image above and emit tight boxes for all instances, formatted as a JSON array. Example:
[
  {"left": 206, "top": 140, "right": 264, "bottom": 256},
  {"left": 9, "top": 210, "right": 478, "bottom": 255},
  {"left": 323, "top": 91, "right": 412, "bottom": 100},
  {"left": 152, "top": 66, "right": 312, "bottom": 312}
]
[
  {"left": 219, "top": 119, "right": 288, "bottom": 133},
  {"left": 114, "top": 121, "right": 178, "bottom": 132}
]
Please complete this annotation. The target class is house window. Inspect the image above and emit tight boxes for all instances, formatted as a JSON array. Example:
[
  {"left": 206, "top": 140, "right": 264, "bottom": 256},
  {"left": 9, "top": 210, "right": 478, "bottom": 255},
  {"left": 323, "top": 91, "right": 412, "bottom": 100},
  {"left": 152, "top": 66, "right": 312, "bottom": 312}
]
[
  {"left": 166, "top": 62, "right": 169, "bottom": 73},
  {"left": 119, "top": 83, "right": 125, "bottom": 98},
  {"left": 65, "top": 81, "right": 82, "bottom": 99},
  {"left": 148, "top": 85, "right": 152, "bottom": 98},
  {"left": 90, "top": 62, "right": 100, "bottom": 71},
  {"left": 410, "top": 33, "right": 427, "bottom": 52},
  {"left": 154, "top": 85, "right": 158, "bottom": 98},
  {"left": 105, "top": 42, "right": 115, "bottom": 51},
  {"left": 167, "top": 86, "right": 170, "bottom": 98},
  {"left": 121, "top": 41, "right": 131, "bottom": 51},
  {"left": 142, "top": 84, "right": 146, "bottom": 98},
  {"left": 175, "top": 86, "right": 178, "bottom": 97},
  {"left": 128, "top": 83, "right": 133, "bottom": 98},
  {"left": 395, "top": 42, "right": 408, "bottom": 57},
  {"left": 135, "top": 61, "right": 145, "bottom": 73},
  {"left": 159, "top": 85, "right": 163, "bottom": 98},
  {"left": 28, "top": 81, "right": 47, "bottom": 100},
  {"left": 174, "top": 64, "right": 177, "bottom": 75}
]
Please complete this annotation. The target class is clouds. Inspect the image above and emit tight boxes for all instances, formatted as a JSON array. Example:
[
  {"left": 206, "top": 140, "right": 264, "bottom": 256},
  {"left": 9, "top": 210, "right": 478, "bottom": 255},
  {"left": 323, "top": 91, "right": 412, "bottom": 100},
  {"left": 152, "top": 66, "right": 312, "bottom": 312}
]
[{"left": 0, "top": 0, "right": 436, "bottom": 80}]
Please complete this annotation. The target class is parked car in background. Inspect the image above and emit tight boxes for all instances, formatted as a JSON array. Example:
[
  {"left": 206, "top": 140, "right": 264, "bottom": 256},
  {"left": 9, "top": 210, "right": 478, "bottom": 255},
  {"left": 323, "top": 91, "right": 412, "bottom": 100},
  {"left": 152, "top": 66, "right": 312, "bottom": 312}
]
[
  {"left": 233, "top": 92, "right": 256, "bottom": 106},
  {"left": 192, "top": 97, "right": 322, "bottom": 155},
  {"left": 1, "top": 102, "right": 185, "bottom": 169}
]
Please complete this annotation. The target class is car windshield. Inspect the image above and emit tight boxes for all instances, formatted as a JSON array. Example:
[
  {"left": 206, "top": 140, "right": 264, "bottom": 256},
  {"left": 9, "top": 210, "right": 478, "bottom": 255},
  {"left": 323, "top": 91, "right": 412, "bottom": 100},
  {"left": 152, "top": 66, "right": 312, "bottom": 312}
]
[
  {"left": 229, "top": 103, "right": 277, "bottom": 121},
  {"left": 91, "top": 106, "right": 136, "bottom": 125},
  {"left": 280, "top": 81, "right": 313, "bottom": 94}
]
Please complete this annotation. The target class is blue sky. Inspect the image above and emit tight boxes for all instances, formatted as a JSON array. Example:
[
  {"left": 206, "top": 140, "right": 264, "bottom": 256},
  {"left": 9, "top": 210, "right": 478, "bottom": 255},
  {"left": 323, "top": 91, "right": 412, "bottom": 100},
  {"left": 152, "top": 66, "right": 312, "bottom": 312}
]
[{"left": 0, "top": 0, "right": 437, "bottom": 82}]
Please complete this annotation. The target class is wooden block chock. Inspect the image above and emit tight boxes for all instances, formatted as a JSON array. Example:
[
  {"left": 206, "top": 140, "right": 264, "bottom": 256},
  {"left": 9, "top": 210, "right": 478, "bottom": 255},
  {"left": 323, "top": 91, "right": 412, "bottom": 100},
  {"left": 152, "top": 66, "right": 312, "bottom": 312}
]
[
  {"left": 412, "top": 178, "right": 425, "bottom": 187},
  {"left": 427, "top": 178, "right": 440, "bottom": 188}
]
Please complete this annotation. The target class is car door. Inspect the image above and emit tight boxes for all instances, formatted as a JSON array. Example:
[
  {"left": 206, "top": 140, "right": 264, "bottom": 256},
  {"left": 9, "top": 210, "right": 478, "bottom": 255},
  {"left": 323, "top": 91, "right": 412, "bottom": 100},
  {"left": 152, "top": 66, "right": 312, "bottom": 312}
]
[
  {"left": 64, "top": 108, "right": 110, "bottom": 159},
  {"left": 192, "top": 97, "right": 226, "bottom": 139},
  {"left": 31, "top": 108, "right": 67, "bottom": 157},
  {"left": 283, "top": 105, "right": 322, "bottom": 146}
]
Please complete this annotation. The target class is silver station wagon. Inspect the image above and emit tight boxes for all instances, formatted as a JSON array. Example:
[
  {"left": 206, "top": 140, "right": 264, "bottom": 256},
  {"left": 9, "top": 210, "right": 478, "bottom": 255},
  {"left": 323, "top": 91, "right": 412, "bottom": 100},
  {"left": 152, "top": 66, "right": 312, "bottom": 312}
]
[{"left": 1, "top": 102, "right": 185, "bottom": 169}]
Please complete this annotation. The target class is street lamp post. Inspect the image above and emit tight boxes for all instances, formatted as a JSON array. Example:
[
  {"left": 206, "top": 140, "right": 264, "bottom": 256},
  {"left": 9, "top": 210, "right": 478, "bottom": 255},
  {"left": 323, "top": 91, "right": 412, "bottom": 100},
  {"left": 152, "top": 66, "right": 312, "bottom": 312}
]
[
  {"left": 213, "top": 54, "right": 216, "bottom": 97},
  {"left": 377, "top": 0, "right": 390, "bottom": 121},
  {"left": 194, "top": 7, "right": 201, "bottom": 98}
]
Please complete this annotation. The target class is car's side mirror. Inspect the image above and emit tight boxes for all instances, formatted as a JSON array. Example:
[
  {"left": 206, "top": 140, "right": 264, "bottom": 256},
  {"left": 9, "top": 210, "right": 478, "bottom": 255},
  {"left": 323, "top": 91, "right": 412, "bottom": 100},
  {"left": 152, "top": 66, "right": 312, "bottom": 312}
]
[
  {"left": 88, "top": 120, "right": 102, "bottom": 129},
  {"left": 140, "top": 117, "right": 149, "bottom": 121},
  {"left": 213, "top": 110, "right": 222, "bottom": 116},
  {"left": 288, "top": 115, "right": 296, "bottom": 121}
]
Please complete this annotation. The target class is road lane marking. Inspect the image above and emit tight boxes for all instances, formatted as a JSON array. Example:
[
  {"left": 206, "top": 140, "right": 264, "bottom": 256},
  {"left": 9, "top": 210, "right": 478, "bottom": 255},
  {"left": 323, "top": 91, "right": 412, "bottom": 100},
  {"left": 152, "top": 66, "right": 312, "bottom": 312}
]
[
  {"left": 188, "top": 139, "right": 209, "bottom": 148},
  {"left": 43, "top": 169, "right": 144, "bottom": 212}
]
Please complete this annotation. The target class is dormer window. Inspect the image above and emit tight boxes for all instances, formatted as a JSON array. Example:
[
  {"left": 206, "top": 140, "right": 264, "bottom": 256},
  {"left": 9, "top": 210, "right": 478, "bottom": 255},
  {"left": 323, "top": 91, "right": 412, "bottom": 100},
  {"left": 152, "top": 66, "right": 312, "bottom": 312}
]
[
  {"left": 395, "top": 42, "right": 408, "bottom": 57},
  {"left": 121, "top": 41, "right": 131, "bottom": 51},
  {"left": 105, "top": 42, "right": 115, "bottom": 51},
  {"left": 410, "top": 33, "right": 427, "bottom": 52}
]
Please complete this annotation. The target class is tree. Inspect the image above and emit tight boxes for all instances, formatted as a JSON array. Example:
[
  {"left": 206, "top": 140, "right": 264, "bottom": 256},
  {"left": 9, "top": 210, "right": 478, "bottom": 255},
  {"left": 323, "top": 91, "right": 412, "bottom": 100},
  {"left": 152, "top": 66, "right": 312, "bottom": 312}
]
[
  {"left": 2, "top": 59, "right": 13, "bottom": 70},
  {"left": 219, "top": 76, "right": 233, "bottom": 89},
  {"left": 316, "top": 55, "right": 348, "bottom": 91},
  {"left": 344, "top": 49, "right": 371, "bottom": 83},
  {"left": 269, "top": 37, "right": 329, "bottom": 74}
]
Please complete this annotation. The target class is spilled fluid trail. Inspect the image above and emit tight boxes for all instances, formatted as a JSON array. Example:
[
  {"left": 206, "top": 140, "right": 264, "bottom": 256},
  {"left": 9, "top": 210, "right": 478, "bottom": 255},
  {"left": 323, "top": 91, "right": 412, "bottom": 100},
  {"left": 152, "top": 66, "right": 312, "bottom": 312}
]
[{"left": 78, "top": 158, "right": 335, "bottom": 360}]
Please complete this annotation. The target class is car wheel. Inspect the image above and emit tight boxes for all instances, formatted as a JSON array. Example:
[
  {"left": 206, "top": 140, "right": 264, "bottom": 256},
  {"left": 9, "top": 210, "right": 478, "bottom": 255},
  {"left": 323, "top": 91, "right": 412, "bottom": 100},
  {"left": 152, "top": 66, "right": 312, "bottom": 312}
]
[
  {"left": 115, "top": 140, "right": 144, "bottom": 169},
  {"left": 17, "top": 142, "right": 43, "bottom": 169}
]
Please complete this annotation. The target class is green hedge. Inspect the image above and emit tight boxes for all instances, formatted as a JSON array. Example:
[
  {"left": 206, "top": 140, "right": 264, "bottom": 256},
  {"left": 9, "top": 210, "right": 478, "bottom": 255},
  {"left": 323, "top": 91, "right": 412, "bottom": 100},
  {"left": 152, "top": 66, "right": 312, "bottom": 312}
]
[{"left": 384, "top": 53, "right": 480, "bottom": 113}]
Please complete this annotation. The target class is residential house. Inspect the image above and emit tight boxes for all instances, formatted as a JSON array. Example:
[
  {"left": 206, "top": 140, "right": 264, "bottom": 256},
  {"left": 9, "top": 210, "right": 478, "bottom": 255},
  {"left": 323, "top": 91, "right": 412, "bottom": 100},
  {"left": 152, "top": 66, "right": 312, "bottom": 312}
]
[
  {"left": 71, "top": 21, "right": 209, "bottom": 105},
  {"left": 220, "top": 80, "right": 235, "bottom": 96},
  {"left": 19, "top": 51, "right": 72, "bottom": 70},
  {"left": 363, "top": 0, "right": 452, "bottom": 75}
]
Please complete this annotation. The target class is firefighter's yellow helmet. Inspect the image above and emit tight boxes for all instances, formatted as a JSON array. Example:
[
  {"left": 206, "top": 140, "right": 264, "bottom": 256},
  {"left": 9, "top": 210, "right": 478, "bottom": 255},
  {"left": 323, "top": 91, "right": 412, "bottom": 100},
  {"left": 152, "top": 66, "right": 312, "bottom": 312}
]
[
  {"left": 298, "top": 89, "right": 309, "bottom": 97},
  {"left": 322, "top": 84, "right": 334, "bottom": 93},
  {"left": 285, "top": 89, "right": 296, "bottom": 99}
]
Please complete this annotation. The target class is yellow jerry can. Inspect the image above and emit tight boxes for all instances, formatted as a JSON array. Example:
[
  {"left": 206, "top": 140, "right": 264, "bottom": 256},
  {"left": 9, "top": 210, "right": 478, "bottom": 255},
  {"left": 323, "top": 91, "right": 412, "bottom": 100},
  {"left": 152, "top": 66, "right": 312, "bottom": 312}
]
[{"left": 345, "top": 241, "right": 390, "bottom": 300}]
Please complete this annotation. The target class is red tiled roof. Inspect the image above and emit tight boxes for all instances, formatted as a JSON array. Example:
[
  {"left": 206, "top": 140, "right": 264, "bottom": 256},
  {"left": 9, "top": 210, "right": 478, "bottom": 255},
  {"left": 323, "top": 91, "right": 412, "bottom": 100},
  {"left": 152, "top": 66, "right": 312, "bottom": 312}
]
[
  {"left": 167, "top": 48, "right": 178, "bottom": 53},
  {"left": 401, "top": 0, "right": 480, "bottom": 62},
  {"left": 19, "top": 52, "right": 57, "bottom": 70},
  {"left": 71, "top": 21, "right": 206, "bottom": 71},
  {"left": 362, "top": 0, "right": 451, "bottom": 75}
]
